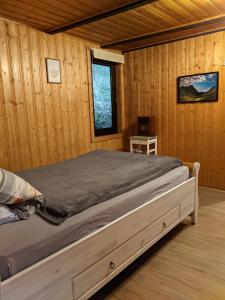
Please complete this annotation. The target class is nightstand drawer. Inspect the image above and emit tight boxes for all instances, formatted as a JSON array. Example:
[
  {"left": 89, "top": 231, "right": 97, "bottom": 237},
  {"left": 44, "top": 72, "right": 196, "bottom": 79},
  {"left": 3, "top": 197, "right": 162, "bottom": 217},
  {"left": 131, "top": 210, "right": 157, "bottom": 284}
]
[{"left": 131, "top": 139, "right": 148, "bottom": 145}]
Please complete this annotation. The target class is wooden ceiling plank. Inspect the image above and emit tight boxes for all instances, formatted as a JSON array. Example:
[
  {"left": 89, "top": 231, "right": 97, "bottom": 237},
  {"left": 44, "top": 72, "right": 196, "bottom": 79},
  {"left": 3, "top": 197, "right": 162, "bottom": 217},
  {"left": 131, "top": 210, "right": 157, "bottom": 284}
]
[
  {"left": 0, "top": 12, "right": 50, "bottom": 31},
  {"left": 142, "top": 4, "right": 184, "bottom": 26},
  {"left": 107, "top": 11, "right": 160, "bottom": 33},
  {"left": 37, "top": 0, "right": 83, "bottom": 20},
  {"left": 103, "top": 15, "right": 155, "bottom": 34},
  {"left": 70, "top": 24, "right": 119, "bottom": 42},
  {"left": 19, "top": 0, "right": 80, "bottom": 21},
  {"left": 78, "top": 18, "right": 132, "bottom": 39},
  {"left": 89, "top": 14, "right": 149, "bottom": 36},
  {"left": 116, "top": 12, "right": 166, "bottom": 32},
  {"left": 209, "top": 0, "right": 225, "bottom": 13},
  {"left": 154, "top": 0, "right": 197, "bottom": 23},
  {"left": 91, "top": 18, "right": 142, "bottom": 37},
  {"left": 75, "top": 0, "right": 133, "bottom": 11},
  {"left": 174, "top": 0, "right": 209, "bottom": 19},
  {"left": 65, "top": 30, "right": 101, "bottom": 43},
  {"left": 191, "top": 0, "right": 222, "bottom": 15},
  {"left": 0, "top": 0, "right": 69, "bottom": 25},
  {"left": 121, "top": 16, "right": 225, "bottom": 52},
  {"left": 47, "top": 0, "right": 158, "bottom": 35},
  {"left": 0, "top": 7, "right": 58, "bottom": 29},
  {"left": 56, "top": 0, "right": 105, "bottom": 15},
  {"left": 123, "top": 9, "right": 172, "bottom": 29},
  {"left": 125, "top": 6, "right": 177, "bottom": 29},
  {"left": 69, "top": 27, "right": 117, "bottom": 44},
  {"left": 102, "top": 14, "right": 225, "bottom": 49},
  {"left": 73, "top": 0, "right": 123, "bottom": 11},
  {"left": 77, "top": 22, "right": 124, "bottom": 40}
]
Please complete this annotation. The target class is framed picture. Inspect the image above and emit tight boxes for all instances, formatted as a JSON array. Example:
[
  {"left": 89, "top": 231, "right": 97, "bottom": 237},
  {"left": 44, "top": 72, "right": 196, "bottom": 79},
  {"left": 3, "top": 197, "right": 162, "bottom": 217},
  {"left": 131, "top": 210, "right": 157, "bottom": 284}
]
[
  {"left": 45, "top": 58, "right": 62, "bottom": 84},
  {"left": 177, "top": 71, "right": 219, "bottom": 103}
]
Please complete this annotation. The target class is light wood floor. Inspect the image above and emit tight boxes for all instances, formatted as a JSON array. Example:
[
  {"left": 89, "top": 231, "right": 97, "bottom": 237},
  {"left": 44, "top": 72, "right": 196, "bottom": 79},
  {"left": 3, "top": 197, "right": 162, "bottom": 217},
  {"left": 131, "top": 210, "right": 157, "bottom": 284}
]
[{"left": 91, "top": 187, "right": 225, "bottom": 300}]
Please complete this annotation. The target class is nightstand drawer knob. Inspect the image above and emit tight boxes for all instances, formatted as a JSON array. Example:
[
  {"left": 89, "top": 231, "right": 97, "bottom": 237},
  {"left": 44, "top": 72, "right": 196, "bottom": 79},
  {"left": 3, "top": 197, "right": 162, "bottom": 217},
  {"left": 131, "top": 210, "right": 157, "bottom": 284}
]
[
  {"left": 163, "top": 222, "right": 167, "bottom": 229},
  {"left": 109, "top": 261, "right": 115, "bottom": 270}
]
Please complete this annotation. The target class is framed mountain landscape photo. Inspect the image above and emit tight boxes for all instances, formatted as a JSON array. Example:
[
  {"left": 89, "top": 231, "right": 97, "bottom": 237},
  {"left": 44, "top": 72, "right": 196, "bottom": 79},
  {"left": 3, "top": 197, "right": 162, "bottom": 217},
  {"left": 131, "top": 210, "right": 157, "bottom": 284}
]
[{"left": 177, "top": 72, "right": 219, "bottom": 103}]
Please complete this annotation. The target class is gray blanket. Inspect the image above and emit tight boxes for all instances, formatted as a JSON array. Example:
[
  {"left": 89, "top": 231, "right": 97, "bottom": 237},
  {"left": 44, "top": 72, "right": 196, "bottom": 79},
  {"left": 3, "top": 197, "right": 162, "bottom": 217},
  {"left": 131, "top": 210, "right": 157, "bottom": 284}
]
[{"left": 18, "top": 150, "right": 182, "bottom": 225}]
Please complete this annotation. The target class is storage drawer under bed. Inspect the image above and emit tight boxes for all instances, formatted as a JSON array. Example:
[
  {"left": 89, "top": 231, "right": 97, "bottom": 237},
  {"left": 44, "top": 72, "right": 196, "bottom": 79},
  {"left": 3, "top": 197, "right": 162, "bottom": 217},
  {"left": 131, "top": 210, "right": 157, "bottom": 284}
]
[{"left": 73, "top": 205, "right": 180, "bottom": 300}]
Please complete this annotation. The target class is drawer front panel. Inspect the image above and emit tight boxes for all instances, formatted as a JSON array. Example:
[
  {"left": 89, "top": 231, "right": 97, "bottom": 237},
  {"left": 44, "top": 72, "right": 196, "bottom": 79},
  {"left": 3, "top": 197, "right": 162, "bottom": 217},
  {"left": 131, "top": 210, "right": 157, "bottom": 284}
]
[
  {"left": 70, "top": 184, "right": 181, "bottom": 280},
  {"left": 131, "top": 140, "right": 147, "bottom": 145},
  {"left": 74, "top": 206, "right": 179, "bottom": 299},
  {"left": 31, "top": 281, "right": 73, "bottom": 300}
]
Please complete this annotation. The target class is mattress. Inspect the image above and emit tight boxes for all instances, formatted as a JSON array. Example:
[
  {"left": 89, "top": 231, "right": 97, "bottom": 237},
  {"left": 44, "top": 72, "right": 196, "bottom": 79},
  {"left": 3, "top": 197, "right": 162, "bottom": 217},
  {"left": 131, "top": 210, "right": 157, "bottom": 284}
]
[{"left": 0, "top": 166, "right": 189, "bottom": 281}]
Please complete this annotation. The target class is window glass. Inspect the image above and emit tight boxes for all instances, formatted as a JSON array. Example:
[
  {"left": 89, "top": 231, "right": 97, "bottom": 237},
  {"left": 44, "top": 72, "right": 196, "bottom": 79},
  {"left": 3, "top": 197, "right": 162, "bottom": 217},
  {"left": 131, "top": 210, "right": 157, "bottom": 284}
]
[
  {"left": 91, "top": 59, "right": 117, "bottom": 136},
  {"left": 92, "top": 63, "right": 112, "bottom": 129}
]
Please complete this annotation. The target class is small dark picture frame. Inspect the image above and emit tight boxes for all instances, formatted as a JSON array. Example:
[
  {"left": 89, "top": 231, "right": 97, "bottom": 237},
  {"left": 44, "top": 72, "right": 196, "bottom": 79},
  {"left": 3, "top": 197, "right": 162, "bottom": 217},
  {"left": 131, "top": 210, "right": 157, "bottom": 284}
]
[
  {"left": 177, "top": 71, "right": 219, "bottom": 104},
  {"left": 45, "top": 58, "right": 62, "bottom": 84}
]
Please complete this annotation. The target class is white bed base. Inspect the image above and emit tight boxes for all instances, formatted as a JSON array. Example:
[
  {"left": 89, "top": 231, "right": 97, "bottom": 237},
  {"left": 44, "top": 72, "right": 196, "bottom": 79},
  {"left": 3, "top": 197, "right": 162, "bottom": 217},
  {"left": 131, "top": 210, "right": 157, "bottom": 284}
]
[{"left": 0, "top": 162, "right": 200, "bottom": 300}]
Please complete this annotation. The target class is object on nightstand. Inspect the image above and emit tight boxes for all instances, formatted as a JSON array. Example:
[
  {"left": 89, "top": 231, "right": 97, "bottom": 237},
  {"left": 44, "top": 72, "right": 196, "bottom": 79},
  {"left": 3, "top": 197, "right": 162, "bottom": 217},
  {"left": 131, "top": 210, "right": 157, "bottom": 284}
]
[
  {"left": 130, "top": 136, "right": 158, "bottom": 155},
  {"left": 137, "top": 116, "right": 155, "bottom": 136}
]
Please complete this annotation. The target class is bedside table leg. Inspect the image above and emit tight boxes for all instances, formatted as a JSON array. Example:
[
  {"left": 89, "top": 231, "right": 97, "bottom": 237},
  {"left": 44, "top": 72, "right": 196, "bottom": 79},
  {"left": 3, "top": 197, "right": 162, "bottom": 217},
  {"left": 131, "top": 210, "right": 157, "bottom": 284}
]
[
  {"left": 147, "top": 140, "right": 150, "bottom": 155},
  {"left": 130, "top": 141, "right": 133, "bottom": 153}
]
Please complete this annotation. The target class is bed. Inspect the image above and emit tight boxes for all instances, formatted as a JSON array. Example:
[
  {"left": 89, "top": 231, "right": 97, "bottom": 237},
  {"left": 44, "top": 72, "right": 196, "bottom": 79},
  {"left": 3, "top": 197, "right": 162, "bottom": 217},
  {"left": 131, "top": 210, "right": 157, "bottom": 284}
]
[{"left": 0, "top": 150, "right": 200, "bottom": 300}]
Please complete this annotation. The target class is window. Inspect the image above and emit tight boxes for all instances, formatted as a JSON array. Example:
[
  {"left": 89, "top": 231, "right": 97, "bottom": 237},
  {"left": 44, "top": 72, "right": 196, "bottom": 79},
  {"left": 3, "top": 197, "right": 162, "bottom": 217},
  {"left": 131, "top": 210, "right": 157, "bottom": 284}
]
[{"left": 91, "top": 59, "right": 118, "bottom": 136}]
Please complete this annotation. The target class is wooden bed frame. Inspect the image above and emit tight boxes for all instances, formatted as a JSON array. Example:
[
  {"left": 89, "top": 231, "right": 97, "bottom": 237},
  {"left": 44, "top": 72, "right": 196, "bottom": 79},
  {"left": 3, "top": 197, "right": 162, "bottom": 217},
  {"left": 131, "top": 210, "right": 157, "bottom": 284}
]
[{"left": 0, "top": 162, "right": 200, "bottom": 300}]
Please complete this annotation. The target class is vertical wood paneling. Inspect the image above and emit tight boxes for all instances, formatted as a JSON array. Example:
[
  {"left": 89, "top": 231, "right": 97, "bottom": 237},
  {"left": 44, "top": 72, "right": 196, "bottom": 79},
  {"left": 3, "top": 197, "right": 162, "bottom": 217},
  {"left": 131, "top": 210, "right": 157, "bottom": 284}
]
[
  {"left": 0, "top": 18, "right": 124, "bottom": 172},
  {"left": 184, "top": 38, "right": 194, "bottom": 163},
  {"left": 0, "top": 21, "right": 21, "bottom": 170},
  {"left": 193, "top": 36, "right": 203, "bottom": 177},
  {"left": 152, "top": 46, "right": 162, "bottom": 153},
  {"left": 124, "top": 31, "right": 225, "bottom": 190},
  {"left": 161, "top": 44, "right": 169, "bottom": 155}
]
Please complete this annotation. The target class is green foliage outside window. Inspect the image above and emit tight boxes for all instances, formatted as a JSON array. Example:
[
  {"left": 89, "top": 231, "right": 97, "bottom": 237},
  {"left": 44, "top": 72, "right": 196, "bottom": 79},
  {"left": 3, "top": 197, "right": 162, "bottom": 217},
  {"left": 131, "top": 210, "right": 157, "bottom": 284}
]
[{"left": 92, "top": 63, "right": 113, "bottom": 129}]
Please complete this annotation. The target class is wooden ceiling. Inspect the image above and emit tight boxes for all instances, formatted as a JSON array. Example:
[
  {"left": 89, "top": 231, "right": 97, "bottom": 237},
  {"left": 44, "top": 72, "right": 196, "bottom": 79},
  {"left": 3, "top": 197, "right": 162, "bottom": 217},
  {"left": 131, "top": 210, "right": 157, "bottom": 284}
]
[{"left": 1, "top": 0, "right": 225, "bottom": 52}]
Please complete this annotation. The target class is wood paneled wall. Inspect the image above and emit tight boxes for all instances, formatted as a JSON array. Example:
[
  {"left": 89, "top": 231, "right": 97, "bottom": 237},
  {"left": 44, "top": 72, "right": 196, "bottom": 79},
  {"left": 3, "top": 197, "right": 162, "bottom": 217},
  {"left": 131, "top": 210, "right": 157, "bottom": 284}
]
[
  {"left": 124, "top": 32, "right": 225, "bottom": 190},
  {"left": 0, "top": 18, "right": 124, "bottom": 172}
]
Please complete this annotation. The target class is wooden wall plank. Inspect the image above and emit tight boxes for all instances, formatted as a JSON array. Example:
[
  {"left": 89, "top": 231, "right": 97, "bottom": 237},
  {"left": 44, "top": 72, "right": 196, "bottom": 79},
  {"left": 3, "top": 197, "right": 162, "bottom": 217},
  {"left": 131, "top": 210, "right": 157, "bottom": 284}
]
[
  {"left": 175, "top": 40, "right": 185, "bottom": 160},
  {"left": 0, "top": 18, "right": 124, "bottom": 172},
  {"left": 123, "top": 51, "right": 133, "bottom": 139},
  {"left": 124, "top": 30, "right": 225, "bottom": 190},
  {"left": 160, "top": 43, "right": 169, "bottom": 155},
  {"left": 153, "top": 45, "right": 162, "bottom": 153}
]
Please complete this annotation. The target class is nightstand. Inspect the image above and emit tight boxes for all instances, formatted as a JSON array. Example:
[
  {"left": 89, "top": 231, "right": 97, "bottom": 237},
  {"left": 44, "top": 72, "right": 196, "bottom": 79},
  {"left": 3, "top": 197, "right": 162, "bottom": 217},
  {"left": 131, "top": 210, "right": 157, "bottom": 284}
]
[{"left": 130, "top": 136, "right": 158, "bottom": 155}]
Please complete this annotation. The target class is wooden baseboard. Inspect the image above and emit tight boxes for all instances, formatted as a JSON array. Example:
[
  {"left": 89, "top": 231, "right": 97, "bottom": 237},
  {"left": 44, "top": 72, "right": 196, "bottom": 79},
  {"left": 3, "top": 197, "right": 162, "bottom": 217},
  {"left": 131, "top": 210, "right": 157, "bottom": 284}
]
[{"left": 199, "top": 185, "right": 225, "bottom": 193}]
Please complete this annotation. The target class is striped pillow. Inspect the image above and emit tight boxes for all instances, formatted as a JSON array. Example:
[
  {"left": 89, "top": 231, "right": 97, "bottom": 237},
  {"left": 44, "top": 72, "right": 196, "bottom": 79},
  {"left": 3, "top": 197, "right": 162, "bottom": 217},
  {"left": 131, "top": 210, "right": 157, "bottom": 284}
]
[{"left": 0, "top": 168, "right": 43, "bottom": 205}]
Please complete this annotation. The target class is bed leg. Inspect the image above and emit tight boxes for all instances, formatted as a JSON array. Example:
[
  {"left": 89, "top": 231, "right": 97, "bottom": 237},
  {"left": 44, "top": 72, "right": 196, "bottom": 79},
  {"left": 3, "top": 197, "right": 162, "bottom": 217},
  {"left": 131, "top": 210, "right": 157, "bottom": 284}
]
[
  {"left": 191, "top": 202, "right": 198, "bottom": 225},
  {"left": 190, "top": 162, "right": 200, "bottom": 225}
]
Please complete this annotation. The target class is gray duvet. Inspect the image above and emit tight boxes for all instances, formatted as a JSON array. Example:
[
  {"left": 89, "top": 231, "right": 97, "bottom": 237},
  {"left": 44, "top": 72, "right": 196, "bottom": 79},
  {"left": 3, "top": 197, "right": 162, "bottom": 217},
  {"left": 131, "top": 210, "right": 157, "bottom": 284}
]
[{"left": 18, "top": 150, "right": 182, "bottom": 225}]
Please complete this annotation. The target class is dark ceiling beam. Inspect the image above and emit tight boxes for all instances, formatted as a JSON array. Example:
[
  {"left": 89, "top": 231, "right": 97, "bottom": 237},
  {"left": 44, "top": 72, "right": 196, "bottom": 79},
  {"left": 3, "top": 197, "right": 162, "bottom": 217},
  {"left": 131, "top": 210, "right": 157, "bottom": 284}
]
[
  {"left": 47, "top": 0, "right": 158, "bottom": 35},
  {"left": 102, "top": 15, "right": 225, "bottom": 50}
]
